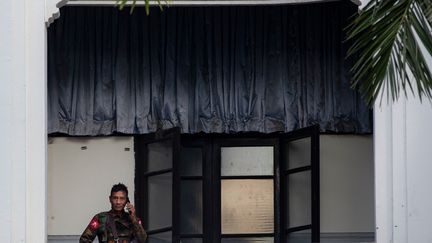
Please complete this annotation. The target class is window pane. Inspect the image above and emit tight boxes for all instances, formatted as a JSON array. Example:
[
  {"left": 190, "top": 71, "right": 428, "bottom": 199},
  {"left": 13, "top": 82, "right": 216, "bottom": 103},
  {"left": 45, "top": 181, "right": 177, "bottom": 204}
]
[
  {"left": 286, "top": 229, "right": 311, "bottom": 243},
  {"left": 221, "top": 179, "right": 274, "bottom": 234},
  {"left": 181, "top": 180, "right": 203, "bottom": 234},
  {"left": 148, "top": 173, "right": 172, "bottom": 230},
  {"left": 221, "top": 237, "right": 274, "bottom": 243},
  {"left": 284, "top": 138, "right": 311, "bottom": 170},
  {"left": 221, "top": 147, "right": 273, "bottom": 176},
  {"left": 180, "top": 147, "right": 202, "bottom": 176},
  {"left": 286, "top": 171, "right": 311, "bottom": 228},
  {"left": 147, "top": 231, "right": 171, "bottom": 243},
  {"left": 147, "top": 140, "right": 172, "bottom": 172},
  {"left": 180, "top": 238, "right": 203, "bottom": 243}
]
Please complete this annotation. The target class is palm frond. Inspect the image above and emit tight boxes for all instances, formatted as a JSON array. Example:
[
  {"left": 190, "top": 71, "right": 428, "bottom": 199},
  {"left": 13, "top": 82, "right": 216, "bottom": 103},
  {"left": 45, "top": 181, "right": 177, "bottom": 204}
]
[
  {"left": 347, "top": 0, "right": 432, "bottom": 106},
  {"left": 116, "top": 0, "right": 169, "bottom": 14}
]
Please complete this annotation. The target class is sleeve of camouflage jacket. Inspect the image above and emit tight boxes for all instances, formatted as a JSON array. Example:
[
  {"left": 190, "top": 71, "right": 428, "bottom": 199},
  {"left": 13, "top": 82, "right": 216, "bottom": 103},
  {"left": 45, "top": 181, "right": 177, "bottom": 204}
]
[
  {"left": 131, "top": 217, "right": 147, "bottom": 243},
  {"left": 79, "top": 216, "right": 99, "bottom": 243}
]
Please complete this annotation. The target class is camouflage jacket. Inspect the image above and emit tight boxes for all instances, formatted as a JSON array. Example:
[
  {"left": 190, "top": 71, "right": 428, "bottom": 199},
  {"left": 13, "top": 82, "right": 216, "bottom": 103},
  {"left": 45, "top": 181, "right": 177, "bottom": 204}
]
[{"left": 79, "top": 210, "right": 147, "bottom": 243}]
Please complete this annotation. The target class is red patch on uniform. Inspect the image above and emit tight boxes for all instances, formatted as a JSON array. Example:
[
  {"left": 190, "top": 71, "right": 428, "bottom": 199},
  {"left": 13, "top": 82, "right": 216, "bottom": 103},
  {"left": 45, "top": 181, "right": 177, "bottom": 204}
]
[
  {"left": 89, "top": 218, "right": 100, "bottom": 231},
  {"left": 138, "top": 219, "right": 142, "bottom": 225}
]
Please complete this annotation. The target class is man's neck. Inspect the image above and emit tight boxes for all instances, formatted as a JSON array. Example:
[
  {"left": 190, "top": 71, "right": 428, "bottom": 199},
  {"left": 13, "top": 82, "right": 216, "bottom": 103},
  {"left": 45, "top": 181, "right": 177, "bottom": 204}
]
[{"left": 110, "top": 209, "right": 125, "bottom": 216}]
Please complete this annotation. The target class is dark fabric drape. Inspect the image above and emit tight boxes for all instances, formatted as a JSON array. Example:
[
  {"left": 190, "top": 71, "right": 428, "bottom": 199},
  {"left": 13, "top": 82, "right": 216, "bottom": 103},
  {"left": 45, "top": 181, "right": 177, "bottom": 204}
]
[{"left": 48, "top": 1, "right": 371, "bottom": 135}]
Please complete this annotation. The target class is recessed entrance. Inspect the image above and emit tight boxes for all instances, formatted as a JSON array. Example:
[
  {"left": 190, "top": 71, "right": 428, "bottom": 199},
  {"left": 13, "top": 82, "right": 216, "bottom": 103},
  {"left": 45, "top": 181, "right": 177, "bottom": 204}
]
[{"left": 45, "top": 1, "right": 374, "bottom": 243}]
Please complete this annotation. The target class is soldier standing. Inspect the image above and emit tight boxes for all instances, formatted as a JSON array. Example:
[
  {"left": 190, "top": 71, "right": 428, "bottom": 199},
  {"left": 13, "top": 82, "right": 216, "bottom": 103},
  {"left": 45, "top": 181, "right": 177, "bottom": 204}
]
[{"left": 79, "top": 183, "right": 147, "bottom": 243}]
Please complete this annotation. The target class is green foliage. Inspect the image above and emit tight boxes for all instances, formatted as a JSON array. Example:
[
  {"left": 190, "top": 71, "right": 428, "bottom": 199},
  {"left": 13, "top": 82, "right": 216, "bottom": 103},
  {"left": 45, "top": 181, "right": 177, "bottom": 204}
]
[
  {"left": 116, "top": 0, "right": 168, "bottom": 15},
  {"left": 347, "top": 0, "right": 432, "bottom": 106}
]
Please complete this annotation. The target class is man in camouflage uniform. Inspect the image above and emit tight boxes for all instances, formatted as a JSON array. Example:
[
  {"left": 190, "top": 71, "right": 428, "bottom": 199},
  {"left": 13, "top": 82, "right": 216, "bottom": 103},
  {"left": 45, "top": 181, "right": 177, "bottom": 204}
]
[{"left": 80, "top": 183, "right": 147, "bottom": 243}]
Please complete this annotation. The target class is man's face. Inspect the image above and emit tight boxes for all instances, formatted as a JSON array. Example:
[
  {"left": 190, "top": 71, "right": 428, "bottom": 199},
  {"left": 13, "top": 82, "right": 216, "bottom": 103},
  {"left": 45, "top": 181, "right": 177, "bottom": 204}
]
[{"left": 110, "top": 191, "right": 128, "bottom": 212}]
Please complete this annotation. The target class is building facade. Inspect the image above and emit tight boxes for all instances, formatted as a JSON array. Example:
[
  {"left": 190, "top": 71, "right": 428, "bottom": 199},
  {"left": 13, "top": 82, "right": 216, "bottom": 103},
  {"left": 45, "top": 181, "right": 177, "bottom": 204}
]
[{"left": 1, "top": 0, "right": 431, "bottom": 242}]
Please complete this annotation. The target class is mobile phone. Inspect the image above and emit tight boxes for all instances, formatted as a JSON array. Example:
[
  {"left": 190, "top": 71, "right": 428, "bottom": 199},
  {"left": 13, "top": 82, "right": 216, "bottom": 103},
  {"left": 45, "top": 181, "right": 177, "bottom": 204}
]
[{"left": 125, "top": 197, "right": 130, "bottom": 213}]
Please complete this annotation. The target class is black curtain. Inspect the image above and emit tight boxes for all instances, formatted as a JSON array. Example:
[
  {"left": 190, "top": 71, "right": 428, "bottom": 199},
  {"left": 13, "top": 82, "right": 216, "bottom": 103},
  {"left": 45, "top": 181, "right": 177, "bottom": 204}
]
[{"left": 48, "top": 1, "right": 371, "bottom": 135}]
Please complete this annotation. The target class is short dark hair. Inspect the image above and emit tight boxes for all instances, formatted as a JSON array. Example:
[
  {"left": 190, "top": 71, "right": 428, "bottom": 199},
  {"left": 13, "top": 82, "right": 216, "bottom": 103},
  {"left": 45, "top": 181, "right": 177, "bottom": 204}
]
[{"left": 110, "top": 183, "right": 128, "bottom": 197}]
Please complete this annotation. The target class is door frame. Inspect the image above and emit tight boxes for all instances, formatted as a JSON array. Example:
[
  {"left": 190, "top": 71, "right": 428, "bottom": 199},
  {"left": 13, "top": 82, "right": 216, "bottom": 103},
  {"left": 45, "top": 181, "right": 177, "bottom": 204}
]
[{"left": 135, "top": 127, "right": 320, "bottom": 243}]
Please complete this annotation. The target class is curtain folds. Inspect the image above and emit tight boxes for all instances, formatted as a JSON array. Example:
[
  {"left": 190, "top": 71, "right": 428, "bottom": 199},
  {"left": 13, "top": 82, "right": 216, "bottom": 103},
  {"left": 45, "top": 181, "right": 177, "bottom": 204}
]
[{"left": 48, "top": 2, "right": 372, "bottom": 135}]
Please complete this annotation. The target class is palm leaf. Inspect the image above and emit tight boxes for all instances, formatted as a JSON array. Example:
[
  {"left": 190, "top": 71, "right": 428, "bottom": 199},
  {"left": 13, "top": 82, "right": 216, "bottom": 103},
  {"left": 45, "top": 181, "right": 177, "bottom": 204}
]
[
  {"left": 347, "top": 0, "right": 432, "bottom": 106},
  {"left": 116, "top": 0, "right": 169, "bottom": 14}
]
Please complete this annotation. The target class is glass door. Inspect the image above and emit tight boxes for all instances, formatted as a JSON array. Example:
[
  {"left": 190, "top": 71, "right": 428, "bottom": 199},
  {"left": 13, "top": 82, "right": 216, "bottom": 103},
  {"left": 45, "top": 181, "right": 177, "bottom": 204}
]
[
  {"left": 134, "top": 126, "right": 320, "bottom": 243},
  {"left": 134, "top": 128, "right": 181, "bottom": 243},
  {"left": 178, "top": 137, "right": 210, "bottom": 243},
  {"left": 281, "top": 125, "right": 320, "bottom": 243},
  {"left": 214, "top": 138, "right": 280, "bottom": 243}
]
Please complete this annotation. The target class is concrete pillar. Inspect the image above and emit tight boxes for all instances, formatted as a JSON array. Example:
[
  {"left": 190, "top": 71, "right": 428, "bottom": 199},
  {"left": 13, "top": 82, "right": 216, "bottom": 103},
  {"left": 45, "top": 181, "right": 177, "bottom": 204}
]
[
  {"left": 375, "top": 93, "right": 432, "bottom": 243},
  {"left": 0, "top": 0, "right": 47, "bottom": 242}
]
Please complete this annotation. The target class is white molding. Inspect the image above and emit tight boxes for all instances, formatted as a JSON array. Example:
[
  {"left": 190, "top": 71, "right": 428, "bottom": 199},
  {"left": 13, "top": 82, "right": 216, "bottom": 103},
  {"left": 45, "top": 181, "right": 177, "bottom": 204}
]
[
  {"left": 1, "top": 0, "right": 27, "bottom": 241},
  {"left": 1, "top": 0, "right": 48, "bottom": 242},
  {"left": 46, "top": 0, "right": 68, "bottom": 27},
  {"left": 65, "top": 0, "right": 359, "bottom": 6},
  {"left": 374, "top": 95, "right": 394, "bottom": 243},
  {"left": 27, "top": 0, "right": 48, "bottom": 243},
  {"left": 47, "top": 0, "right": 360, "bottom": 26},
  {"left": 47, "top": 233, "right": 375, "bottom": 242},
  {"left": 391, "top": 95, "right": 408, "bottom": 243},
  {"left": 374, "top": 92, "right": 412, "bottom": 243}
]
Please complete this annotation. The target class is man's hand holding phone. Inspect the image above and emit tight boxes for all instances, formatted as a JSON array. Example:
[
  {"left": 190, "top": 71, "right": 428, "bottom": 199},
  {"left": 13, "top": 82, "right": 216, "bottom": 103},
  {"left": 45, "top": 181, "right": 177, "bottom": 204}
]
[{"left": 125, "top": 201, "right": 136, "bottom": 218}]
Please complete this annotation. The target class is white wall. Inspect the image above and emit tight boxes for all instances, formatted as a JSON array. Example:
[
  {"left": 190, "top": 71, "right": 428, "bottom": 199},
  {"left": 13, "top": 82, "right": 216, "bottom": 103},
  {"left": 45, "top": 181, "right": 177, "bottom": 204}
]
[
  {"left": 0, "top": 0, "right": 46, "bottom": 242},
  {"left": 405, "top": 99, "right": 432, "bottom": 242},
  {"left": 320, "top": 135, "right": 374, "bottom": 233},
  {"left": 375, "top": 94, "right": 432, "bottom": 243},
  {"left": 47, "top": 136, "right": 135, "bottom": 235}
]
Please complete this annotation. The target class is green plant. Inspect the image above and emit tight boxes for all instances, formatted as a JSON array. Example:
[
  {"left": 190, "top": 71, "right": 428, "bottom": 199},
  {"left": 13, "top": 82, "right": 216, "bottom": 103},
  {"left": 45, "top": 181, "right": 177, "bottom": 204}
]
[
  {"left": 347, "top": 0, "right": 432, "bottom": 106},
  {"left": 116, "top": 0, "right": 168, "bottom": 15}
]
